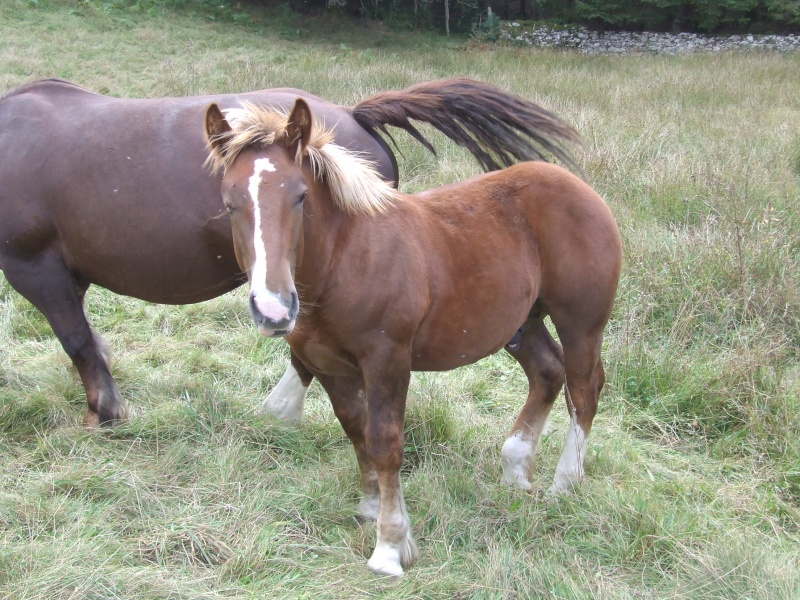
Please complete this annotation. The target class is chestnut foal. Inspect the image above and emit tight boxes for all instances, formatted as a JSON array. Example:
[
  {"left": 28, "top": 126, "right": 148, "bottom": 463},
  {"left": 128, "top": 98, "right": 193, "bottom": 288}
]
[{"left": 205, "top": 99, "right": 621, "bottom": 576}]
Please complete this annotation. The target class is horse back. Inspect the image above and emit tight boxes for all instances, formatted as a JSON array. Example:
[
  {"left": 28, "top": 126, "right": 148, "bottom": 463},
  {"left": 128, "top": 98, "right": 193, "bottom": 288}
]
[{"left": 351, "top": 162, "right": 619, "bottom": 368}]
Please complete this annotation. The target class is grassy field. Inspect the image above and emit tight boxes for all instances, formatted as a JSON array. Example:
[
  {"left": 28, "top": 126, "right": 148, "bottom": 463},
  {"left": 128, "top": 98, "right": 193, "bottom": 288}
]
[{"left": 1, "top": 0, "right": 799, "bottom": 598}]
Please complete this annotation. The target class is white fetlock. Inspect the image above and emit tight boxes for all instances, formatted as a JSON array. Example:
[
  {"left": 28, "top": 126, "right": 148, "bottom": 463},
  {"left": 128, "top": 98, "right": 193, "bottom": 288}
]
[
  {"left": 500, "top": 432, "right": 534, "bottom": 490},
  {"left": 549, "top": 416, "right": 588, "bottom": 496},
  {"left": 400, "top": 529, "right": 419, "bottom": 566},
  {"left": 258, "top": 366, "right": 308, "bottom": 422}
]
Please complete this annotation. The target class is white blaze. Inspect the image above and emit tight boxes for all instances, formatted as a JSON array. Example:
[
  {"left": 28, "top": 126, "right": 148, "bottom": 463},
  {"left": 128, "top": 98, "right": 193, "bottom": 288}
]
[{"left": 248, "top": 157, "right": 276, "bottom": 294}]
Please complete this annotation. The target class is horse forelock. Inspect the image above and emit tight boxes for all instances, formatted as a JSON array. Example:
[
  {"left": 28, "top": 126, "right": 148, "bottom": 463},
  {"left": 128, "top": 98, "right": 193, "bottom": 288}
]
[
  {"left": 206, "top": 102, "right": 398, "bottom": 216},
  {"left": 205, "top": 103, "right": 288, "bottom": 175}
]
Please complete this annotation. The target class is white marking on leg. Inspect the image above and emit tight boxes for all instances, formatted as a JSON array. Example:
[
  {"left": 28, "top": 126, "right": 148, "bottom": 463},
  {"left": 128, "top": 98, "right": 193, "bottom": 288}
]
[
  {"left": 367, "top": 481, "right": 417, "bottom": 577},
  {"left": 501, "top": 409, "right": 550, "bottom": 490},
  {"left": 501, "top": 432, "right": 535, "bottom": 490},
  {"left": 550, "top": 415, "right": 588, "bottom": 494},
  {"left": 258, "top": 363, "right": 309, "bottom": 422}
]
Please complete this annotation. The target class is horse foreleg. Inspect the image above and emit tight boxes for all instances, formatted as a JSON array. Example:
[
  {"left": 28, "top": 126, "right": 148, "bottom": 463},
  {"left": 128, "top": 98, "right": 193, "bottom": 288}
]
[
  {"left": 501, "top": 317, "right": 565, "bottom": 490},
  {"left": 361, "top": 352, "right": 417, "bottom": 577},
  {"left": 258, "top": 352, "right": 312, "bottom": 422},
  {"left": 315, "top": 373, "right": 380, "bottom": 521},
  {"left": 1, "top": 252, "right": 127, "bottom": 426}
]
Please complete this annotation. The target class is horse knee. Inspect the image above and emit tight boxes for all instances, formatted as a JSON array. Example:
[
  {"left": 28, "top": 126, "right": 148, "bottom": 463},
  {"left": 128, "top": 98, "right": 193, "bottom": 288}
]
[
  {"left": 594, "top": 358, "right": 606, "bottom": 393},
  {"left": 509, "top": 319, "right": 565, "bottom": 394},
  {"left": 524, "top": 338, "right": 565, "bottom": 402},
  {"left": 538, "top": 348, "right": 565, "bottom": 394}
]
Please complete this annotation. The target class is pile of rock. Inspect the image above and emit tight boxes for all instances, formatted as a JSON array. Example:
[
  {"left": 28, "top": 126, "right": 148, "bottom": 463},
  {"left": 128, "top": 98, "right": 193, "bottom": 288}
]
[{"left": 498, "top": 22, "right": 800, "bottom": 54}]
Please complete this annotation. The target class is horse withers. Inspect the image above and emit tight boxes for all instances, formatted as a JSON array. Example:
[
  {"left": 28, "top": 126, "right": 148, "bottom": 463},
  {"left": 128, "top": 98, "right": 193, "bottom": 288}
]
[
  {"left": 0, "top": 77, "right": 580, "bottom": 427},
  {"left": 205, "top": 99, "right": 622, "bottom": 576}
]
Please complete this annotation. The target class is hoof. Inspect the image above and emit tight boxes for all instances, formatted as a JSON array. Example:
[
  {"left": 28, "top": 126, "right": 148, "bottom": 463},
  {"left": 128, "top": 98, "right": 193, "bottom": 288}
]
[
  {"left": 84, "top": 404, "right": 129, "bottom": 428},
  {"left": 367, "top": 546, "right": 405, "bottom": 577},
  {"left": 547, "top": 472, "right": 581, "bottom": 497},
  {"left": 367, "top": 530, "right": 418, "bottom": 577},
  {"left": 83, "top": 411, "right": 101, "bottom": 429},
  {"left": 259, "top": 396, "right": 304, "bottom": 422},
  {"left": 501, "top": 468, "right": 533, "bottom": 491}
]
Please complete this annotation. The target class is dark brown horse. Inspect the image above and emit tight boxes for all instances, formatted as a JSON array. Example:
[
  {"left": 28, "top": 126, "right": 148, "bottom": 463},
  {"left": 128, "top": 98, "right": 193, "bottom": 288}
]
[
  {"left": 0, "top": 78, "right": 581, "bottom": 427},
  {"left": 205, "top": 99, "right": 621, "bottom": 576}
]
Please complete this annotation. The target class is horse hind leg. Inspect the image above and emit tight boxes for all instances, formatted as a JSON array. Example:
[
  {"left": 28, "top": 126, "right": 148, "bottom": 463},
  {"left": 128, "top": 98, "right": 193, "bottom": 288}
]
[
  {"left": 1, "top": 252, "right": 127, "bottom": 426},
  {"left": 548, "top": 313, "right": 608, "bottom": 495},
  {"left": 501, "top": 316, "right": 566, "bottom": 490}
]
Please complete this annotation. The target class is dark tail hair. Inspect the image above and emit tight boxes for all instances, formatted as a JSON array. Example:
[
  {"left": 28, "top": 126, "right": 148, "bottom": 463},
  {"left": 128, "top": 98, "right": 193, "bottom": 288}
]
[{"left": 351, "top": 78, "right": 583, "bottom": 174}]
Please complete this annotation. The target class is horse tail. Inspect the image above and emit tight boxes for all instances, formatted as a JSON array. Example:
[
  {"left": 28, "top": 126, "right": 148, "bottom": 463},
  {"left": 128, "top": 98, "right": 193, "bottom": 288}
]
[{"left": 350, "top": 78, "right": 583, "bottom": 174}]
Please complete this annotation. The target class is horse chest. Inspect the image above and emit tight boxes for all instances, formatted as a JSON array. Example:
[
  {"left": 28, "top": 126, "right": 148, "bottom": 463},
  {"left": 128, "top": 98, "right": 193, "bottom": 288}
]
[{"left": 289, "top": 334, "right": 360, "bottom": 378}]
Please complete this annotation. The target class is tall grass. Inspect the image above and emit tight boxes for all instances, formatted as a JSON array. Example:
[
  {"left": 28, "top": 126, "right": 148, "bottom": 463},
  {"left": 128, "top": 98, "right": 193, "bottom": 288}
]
[{"left": 1, "top": 1, "right": 799, "bottom": 597}]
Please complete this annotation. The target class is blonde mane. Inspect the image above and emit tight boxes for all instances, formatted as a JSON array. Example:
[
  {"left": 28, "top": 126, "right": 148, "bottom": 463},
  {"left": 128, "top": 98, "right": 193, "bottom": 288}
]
[{"left": 206, "top": 102, "right": 398, "bottom": 215}]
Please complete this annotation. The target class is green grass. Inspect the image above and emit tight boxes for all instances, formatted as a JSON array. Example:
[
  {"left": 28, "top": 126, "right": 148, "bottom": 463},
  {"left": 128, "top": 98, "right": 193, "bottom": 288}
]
[{"left": 1, "top": 0, "right": 800, "bottom": 597}]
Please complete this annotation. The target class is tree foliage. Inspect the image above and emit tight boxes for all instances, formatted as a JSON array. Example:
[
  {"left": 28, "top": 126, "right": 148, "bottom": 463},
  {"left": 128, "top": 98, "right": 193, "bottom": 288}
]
[
  {"left": 85, "top": 0, "right": 799, "bottom": 34},
  {"left": 301, "top": 0, "right": 800, "bottom": 33}
]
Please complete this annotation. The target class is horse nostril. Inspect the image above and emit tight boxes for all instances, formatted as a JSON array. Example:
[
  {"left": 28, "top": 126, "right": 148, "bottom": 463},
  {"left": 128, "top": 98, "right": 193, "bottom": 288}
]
[{"left": 278, "top": 290, "right": 298, "bottom": 311}]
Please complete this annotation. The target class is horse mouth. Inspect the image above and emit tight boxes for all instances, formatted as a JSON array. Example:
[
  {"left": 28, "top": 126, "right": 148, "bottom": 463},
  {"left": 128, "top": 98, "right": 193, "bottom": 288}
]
[{"left": 257, "top": 323, "right": 294, "bottom": 337}]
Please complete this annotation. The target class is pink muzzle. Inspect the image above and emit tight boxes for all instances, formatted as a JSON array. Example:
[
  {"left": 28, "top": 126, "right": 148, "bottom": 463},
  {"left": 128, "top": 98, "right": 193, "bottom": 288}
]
[{"left": 249, "top": 289, "right": 298, "bottom": 337}]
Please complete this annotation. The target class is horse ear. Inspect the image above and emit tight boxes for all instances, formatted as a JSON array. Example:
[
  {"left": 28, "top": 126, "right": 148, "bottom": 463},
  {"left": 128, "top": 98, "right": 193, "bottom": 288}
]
[
  {"left": 285, "top": 98, "right": 313, "bottom": 161},
  {"left": 205, "top": 103, "right": 233, "bottom": 151}
]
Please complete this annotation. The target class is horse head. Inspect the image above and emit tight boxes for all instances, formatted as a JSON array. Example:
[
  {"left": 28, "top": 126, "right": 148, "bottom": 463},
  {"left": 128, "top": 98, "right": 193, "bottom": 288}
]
[
  {"left": 204, "top": 99, "right": 313, "bottom": 336},
  {"left": 205, "top": 98, "right": 399, "bottom": 338}
]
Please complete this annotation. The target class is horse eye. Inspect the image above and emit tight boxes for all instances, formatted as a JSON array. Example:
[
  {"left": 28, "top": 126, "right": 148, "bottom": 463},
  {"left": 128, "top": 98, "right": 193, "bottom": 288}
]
[
  {"left": 296, "top": 190, "right": 307, "bottom": 206},
  {"left": 225, "top": 204, "right": 234, "bottom": 214}
]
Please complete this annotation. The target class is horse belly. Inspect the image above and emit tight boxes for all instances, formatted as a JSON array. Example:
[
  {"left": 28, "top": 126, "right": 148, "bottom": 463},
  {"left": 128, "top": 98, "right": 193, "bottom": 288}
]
[
  {"left": 410, "top": 290, "right": 534, "bottom": 371},
  {"left": 56, "top": 192, "right": 241, "bottom": 304}
]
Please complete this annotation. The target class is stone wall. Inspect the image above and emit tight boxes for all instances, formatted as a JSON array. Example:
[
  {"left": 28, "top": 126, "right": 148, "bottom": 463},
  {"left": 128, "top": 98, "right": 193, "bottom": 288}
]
[{"left": 498, "top": 22, "right": 800, "bottom": 54}]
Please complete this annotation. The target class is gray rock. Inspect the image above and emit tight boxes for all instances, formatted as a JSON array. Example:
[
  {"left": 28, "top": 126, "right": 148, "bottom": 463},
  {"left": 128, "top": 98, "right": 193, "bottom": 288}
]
[{"left": 495, "top": 23, "right": 800, "bottom": 54}]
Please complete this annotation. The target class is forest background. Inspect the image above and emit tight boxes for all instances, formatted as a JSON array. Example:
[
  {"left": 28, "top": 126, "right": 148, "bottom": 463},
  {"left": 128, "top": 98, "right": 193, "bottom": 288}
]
[{"left": 201, "top": 0, "right": 800, "bottom": 35}]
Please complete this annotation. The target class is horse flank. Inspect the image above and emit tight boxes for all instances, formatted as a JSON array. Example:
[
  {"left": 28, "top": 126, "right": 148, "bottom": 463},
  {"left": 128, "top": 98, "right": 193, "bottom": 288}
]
[{"left": 205, "top": 102, "right": 399, "bottom": 216}]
